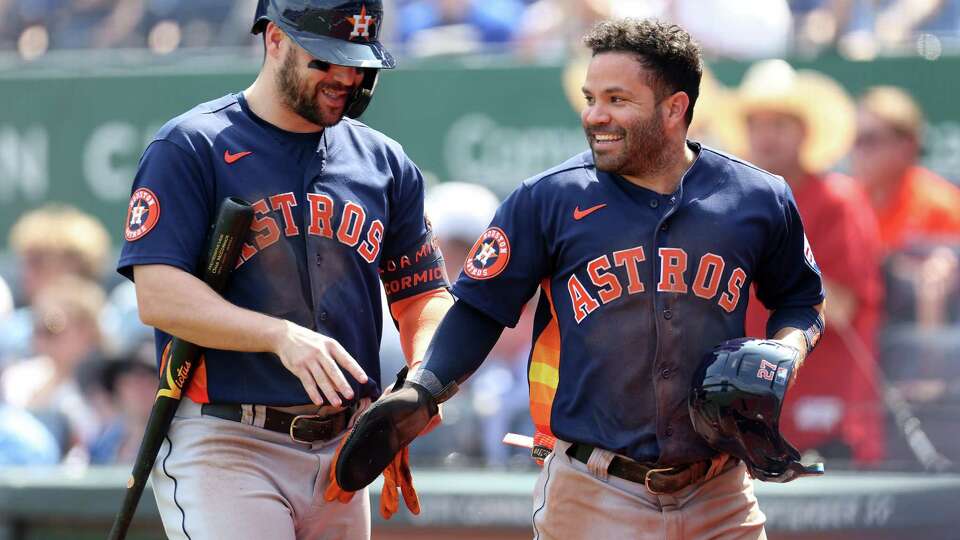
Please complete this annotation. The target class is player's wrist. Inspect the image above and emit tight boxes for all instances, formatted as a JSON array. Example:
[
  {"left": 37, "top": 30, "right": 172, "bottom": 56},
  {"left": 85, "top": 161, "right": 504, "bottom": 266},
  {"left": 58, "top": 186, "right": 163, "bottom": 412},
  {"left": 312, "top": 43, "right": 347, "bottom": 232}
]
[
  {"left": 407, "top": 367, "right": 459, "bottom": 404},
  {"left": 265, "top": 317, "right": 294, "bottom": 355}
]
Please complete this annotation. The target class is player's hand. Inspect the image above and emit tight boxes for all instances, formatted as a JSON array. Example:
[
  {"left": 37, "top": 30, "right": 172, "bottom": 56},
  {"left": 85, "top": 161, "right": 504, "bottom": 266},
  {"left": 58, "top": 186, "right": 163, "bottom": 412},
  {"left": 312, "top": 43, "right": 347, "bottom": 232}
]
[{"left": 272, "top": 320, "right": 368, "bottom": 406}]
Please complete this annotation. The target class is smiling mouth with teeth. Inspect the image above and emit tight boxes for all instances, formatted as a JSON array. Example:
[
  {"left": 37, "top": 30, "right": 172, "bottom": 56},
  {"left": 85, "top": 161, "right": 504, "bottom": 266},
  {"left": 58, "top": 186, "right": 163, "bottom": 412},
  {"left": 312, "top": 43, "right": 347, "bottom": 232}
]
[
  {"left": 318, "top": 85, "right": 350, "bottom": 104},
  {"left": 592, "top": 133, "right": 624, "bottom": 143}
]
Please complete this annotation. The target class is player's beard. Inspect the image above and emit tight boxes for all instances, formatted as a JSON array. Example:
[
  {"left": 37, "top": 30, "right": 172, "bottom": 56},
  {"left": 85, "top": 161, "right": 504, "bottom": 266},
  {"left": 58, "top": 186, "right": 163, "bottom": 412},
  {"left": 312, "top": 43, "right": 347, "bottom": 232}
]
[
  {"left": 587, "top": 109, "right": 671, "bottom": 178},
  {"left": 276, "top": 47, "right": 350, "bottom": 128}
]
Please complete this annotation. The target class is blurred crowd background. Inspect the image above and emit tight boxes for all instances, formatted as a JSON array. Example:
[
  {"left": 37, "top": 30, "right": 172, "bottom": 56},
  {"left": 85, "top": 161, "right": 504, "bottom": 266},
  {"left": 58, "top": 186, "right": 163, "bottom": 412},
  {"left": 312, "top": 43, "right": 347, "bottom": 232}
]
[
  {"left": 0, "top": 0, "right": 958, "bottom": 479},
  {"left": 1, "top": 0, "right": 959, "bottom": 60}
]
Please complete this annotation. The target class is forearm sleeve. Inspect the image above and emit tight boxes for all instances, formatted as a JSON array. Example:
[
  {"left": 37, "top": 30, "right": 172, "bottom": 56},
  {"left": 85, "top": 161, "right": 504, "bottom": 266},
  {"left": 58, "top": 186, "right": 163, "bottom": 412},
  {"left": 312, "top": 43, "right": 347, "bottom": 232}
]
[
  {"left": 766, "top": 305, "right": 825, "bottom": 353},
  {"left": 407, "top": 299, "right": 505, "bottom": 399},
  {"left": 389, "top": 288, "right": 455, "bottom": 371}
]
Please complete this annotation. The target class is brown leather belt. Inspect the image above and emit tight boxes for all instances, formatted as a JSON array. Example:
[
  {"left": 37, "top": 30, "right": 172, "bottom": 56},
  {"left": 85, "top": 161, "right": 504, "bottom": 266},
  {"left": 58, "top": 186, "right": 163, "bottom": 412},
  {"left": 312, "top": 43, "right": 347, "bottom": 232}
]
[
  {"left": 566, "top": 442, "right": 730, "bottom": 494},
  {"left": 201, "top": 403, "right": 355, "bottom": 444}
]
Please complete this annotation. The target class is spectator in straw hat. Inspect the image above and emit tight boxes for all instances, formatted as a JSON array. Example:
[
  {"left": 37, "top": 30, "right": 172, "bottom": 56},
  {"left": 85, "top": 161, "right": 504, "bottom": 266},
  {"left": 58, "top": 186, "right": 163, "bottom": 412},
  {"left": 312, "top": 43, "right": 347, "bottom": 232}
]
[{"left": 728, "top": 59, "right": 885, "bottom": 465}]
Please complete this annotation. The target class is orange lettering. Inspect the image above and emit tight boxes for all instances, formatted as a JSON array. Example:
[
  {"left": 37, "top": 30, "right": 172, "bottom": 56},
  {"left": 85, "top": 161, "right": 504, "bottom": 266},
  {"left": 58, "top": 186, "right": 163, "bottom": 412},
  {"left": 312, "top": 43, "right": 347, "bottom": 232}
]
[
  {"left": 657, "top": 248, "right": 688, "bottom": 293},
  {"left": 306, "top": 193, "right": 334, "bottom": 238},
  {"left": 719, "top": 267, "right": 747, "bottom": 313},
  {"left": 337, "top": 202, "right": 365, "bottom": 247},
  {"left": 568, "top": 274, "right": 600, "bottom": 324},
  {"left": 587, "top": 255, "right": 623, "bottom": 304},
  {"left": 416, "top": 242, "right": 432, "bottom": 262},
  {"left": 358, "top": 219, "right": 383, "bottom": 263},
  {"left": 251, "top": 199, "right": 281, "bottom": 250},
  {"left": 692, "top": 253, "right": 725, "bottom": 300},
  {"left": 269, "top": 192, "right": 300, "bottom": 237},
  {"left": 612, "top": 246, "right": 646, "bottom": 294}
]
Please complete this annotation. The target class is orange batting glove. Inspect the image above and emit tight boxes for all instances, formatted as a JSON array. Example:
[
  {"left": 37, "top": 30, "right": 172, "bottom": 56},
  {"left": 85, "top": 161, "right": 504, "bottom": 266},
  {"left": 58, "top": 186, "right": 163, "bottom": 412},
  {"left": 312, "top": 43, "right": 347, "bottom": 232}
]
[
  {"left": 378, "top": 446, "right": 420, "bottom": 519},
  {"left": 324, "top": 438, "right": 421, "bottom": 519}
]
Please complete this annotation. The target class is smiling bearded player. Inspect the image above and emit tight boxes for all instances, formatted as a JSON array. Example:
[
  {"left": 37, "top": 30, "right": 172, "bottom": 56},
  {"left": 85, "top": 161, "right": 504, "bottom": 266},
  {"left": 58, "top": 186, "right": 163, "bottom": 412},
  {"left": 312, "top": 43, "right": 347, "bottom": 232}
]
[
  {"left": 116, "top": 1, "right": 454, "bottom": 539},
  {"left": 327, "top": 18, "right": 826, "bottom": 540}
]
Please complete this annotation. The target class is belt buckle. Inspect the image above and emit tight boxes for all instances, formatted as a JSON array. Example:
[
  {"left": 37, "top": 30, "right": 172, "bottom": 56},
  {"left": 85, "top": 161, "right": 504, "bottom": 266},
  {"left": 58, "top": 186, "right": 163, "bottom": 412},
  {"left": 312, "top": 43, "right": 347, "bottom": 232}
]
[
  {"left": 289, "top": 414, "right": 322, "bottom": 444},
  {"left": 644, "top": 466, "right": 678, "bottom": 495}
]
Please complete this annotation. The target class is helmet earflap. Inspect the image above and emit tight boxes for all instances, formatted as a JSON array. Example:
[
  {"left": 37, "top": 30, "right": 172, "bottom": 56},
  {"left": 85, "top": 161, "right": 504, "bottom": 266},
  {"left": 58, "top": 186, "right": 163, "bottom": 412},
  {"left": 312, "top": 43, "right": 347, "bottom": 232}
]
[{"left": 345, "top": 68, "right": 379, "bottom": 119}]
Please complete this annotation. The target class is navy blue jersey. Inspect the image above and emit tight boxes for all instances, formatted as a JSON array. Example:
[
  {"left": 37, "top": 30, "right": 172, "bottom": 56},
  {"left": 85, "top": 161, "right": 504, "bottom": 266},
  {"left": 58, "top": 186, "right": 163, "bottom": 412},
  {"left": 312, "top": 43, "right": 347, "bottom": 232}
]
[
  {"left": 453, "top": 143, "right": 824, "bottom": 465},
  {"left": 117, "top": 93, "right": 447, "bottom": 406}
]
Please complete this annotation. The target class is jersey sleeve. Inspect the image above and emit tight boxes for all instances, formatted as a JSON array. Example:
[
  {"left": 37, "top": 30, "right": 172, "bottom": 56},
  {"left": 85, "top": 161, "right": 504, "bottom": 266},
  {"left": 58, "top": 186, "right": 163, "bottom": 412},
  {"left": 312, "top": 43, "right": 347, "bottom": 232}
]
[
  {"left": 116, "top": 139, "right": 214, "bottom": 281},
  {"left": 753, "top": 183, "right": 825, "bottom": 311},
  {"left": 379, "top": 154, "right": 448, "bottom": 305},
  {"left": 451, "top": 182, "right": 549, "bottom": 328}
]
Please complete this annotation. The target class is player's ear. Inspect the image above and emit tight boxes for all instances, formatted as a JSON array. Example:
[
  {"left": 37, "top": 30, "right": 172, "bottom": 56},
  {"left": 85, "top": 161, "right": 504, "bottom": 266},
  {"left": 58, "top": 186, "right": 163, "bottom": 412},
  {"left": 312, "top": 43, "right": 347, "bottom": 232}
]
[
  {"left": 663, "top": 91, "right": 690, "bottom": 129},
  {"left": 263, "top": 22, "right": 287, "bottom": 61}
]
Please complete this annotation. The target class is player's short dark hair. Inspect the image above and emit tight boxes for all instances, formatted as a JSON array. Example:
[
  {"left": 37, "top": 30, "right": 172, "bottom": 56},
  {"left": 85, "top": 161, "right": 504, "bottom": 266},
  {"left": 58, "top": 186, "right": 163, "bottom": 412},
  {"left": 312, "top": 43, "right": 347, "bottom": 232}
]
[{"left": 583, "top": 18, "right": 702, "bottom": 125}]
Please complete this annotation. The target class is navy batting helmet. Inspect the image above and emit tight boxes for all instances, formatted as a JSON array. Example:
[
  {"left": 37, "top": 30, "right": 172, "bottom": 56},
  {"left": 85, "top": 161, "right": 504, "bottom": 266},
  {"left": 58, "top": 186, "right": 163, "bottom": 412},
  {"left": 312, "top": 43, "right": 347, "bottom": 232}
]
[
  {"left": 252, "top": 0, "right": 395, "bottom": 117},
  {"left": 689, "top": 338, "right": 824, "bottom": 483}
]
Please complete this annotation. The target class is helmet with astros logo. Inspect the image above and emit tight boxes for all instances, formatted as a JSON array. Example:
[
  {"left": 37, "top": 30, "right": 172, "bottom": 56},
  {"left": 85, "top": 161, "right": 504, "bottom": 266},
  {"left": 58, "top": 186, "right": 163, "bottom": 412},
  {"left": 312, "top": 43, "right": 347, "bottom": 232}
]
[{"left": 252, "top": 0, "right": 395, "bottom": 118}]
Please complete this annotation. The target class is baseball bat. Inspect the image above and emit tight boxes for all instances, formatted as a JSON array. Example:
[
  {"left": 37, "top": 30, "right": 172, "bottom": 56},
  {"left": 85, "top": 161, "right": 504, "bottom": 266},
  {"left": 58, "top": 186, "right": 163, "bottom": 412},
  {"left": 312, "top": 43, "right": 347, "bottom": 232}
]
[{"left": 108, "top": 197, "right": 253, "bottom": 540}]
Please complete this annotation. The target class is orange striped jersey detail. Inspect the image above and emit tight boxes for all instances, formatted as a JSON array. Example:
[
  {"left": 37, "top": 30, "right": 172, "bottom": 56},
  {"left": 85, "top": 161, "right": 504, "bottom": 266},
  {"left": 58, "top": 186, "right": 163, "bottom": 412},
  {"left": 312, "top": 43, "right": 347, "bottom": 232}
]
[
  {"left": 528, "top": 278, "right": 561, "bottom": 437},
  {"left": 185, "top": 355, "right": 209, "bottom": 403}
]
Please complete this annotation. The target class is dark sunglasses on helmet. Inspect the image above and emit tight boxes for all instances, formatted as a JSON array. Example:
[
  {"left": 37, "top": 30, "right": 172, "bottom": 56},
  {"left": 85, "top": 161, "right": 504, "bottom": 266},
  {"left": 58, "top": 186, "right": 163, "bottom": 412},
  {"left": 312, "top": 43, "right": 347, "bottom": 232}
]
[{"left": 308, "top": 59, "right": 331, "bottom": 71}]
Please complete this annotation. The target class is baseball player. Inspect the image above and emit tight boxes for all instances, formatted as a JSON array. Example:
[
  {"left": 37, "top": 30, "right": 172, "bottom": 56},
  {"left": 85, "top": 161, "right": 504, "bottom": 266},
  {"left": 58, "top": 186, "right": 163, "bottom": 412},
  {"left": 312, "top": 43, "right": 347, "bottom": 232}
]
[
  {"left": 116, "top": 1, "right": 453, "bottom": 538},
  {"left": 329, "top": 19, "right": 825, "bottom": 539}
]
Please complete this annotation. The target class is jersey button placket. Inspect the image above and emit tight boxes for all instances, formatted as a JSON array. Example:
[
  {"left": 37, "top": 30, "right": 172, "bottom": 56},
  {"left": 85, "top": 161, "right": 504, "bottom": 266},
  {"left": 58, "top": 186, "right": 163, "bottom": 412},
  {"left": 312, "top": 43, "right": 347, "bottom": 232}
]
[
  {"left": 663, "top": 308, "right": 672, "bottom": 320},
  {"left": 319, "top": 311, "right": 329, "bottom": 321},
  {"left": 649, "top": 199, "right": 659, "bottom": 209}
]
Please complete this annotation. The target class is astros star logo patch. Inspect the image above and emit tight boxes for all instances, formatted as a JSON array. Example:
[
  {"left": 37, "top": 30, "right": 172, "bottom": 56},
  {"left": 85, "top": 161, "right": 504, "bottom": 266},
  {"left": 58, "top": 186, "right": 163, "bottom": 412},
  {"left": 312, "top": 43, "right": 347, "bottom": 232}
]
[
  {"left": 125, "top": 187, "right": 160, "bottom": 241},
  {"left": 464, "top": 227, "right": 510, "bottom": 280},
  {"left": 347, "top": 4, "right": 376, "bottom": 40}
]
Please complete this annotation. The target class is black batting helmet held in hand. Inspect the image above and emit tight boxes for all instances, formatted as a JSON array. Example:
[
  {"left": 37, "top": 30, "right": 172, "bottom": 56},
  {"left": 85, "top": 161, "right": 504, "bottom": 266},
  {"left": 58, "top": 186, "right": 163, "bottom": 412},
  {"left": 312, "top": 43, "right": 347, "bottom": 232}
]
[
  {"left": 689, "top": 338, "right": 824, "bottom": 483},
  {"left": 252, "top": 0, "right": 395, "bottom": 117}
]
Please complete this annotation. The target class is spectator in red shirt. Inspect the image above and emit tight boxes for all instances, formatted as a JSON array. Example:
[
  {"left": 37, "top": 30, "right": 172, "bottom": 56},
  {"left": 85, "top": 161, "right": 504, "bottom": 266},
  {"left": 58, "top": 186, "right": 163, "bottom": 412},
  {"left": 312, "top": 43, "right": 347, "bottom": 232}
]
[
  {"left": 852, "top": 86, "right": 960, "bottom": 330},
  {"left": 729, "top": 60, "right": 885, "bottom": 465},
  {"left": 853, "top": 86, "right": 960, "bottom": 254}
]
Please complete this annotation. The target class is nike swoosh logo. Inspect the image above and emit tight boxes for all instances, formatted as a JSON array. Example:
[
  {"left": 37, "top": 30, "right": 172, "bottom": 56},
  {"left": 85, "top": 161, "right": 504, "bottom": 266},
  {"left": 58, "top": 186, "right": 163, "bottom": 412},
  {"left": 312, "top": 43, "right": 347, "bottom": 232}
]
[
  {"left": 573, "top": 203, "right": 607, "bottom": 220},
  {"left": 224, "top": 150, "right": 253, "bottom": 164}
]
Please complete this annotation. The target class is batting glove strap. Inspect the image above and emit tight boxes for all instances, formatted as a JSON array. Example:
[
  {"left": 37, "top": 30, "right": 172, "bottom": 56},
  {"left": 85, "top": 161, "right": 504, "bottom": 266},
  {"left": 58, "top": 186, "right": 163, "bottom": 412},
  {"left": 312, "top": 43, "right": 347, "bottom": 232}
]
[{"left": 407, "top": 367, "right": 459, "bottom": 403}]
